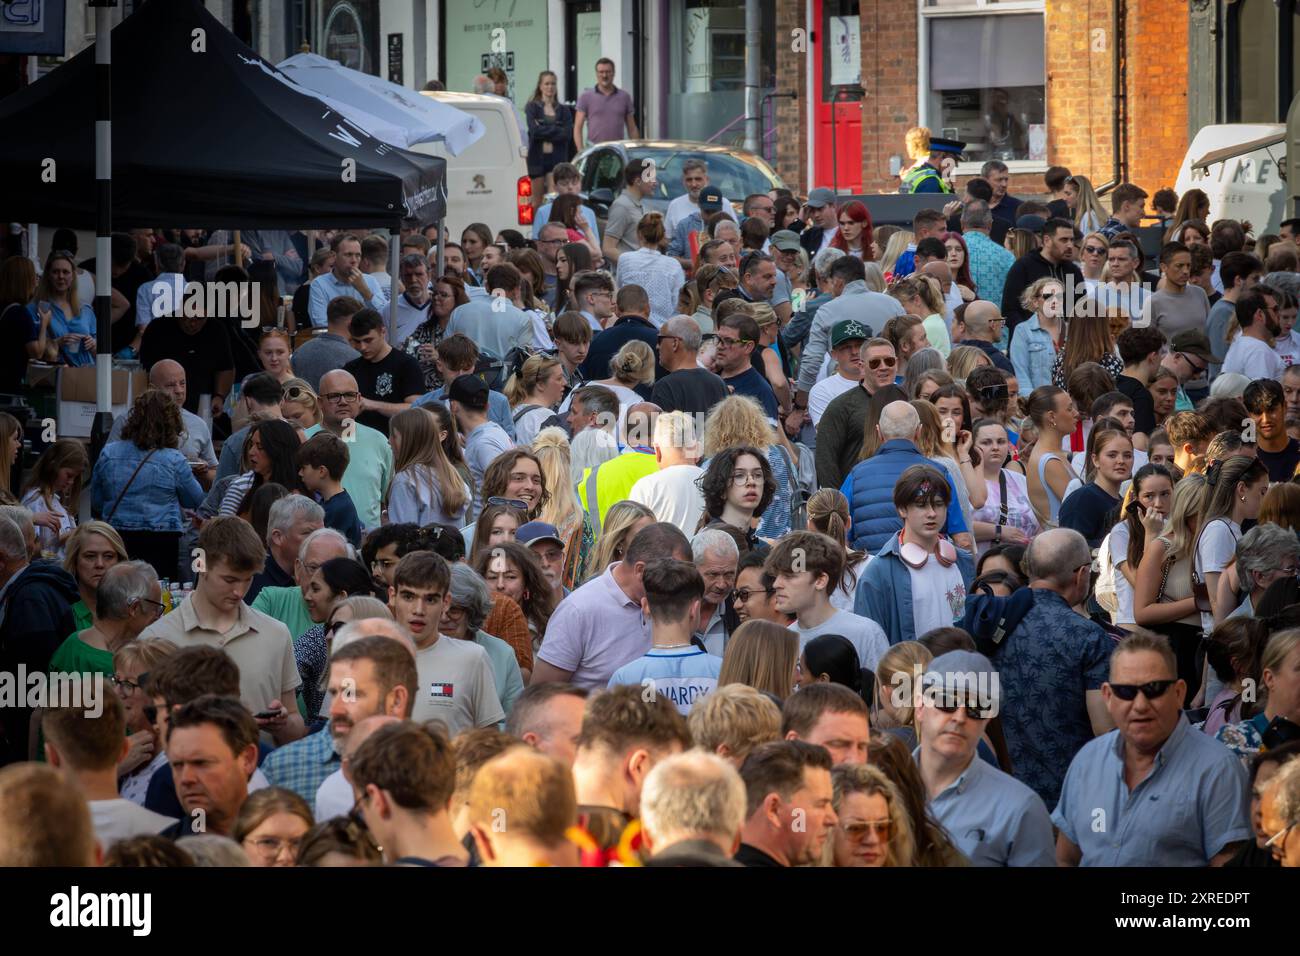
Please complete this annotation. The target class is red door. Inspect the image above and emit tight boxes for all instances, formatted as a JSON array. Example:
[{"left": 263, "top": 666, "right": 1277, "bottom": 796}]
[{"left": 813, "top": 0, "right": 863, "bottom": 194}]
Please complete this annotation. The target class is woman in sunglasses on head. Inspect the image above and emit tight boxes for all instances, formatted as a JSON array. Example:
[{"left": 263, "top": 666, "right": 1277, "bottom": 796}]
[
  {"left": 280, "top": 379, "right": 322, "bottom": 430},
  {"left": 857, "top": 465, "right": 978, "bottom": 646},
  {"left": 296, "top": 557, "right": 380, "bottom": 719}
]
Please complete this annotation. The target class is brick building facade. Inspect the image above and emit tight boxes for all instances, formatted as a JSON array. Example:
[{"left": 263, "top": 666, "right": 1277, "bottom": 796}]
[{"left": 774, "top": 0, "right": 1189, "bottom": 202}]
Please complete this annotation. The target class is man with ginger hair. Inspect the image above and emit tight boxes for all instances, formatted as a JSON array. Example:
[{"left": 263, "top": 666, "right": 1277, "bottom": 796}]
[{"left": 467, "top": 748, "right": 581, "bottom": 867}]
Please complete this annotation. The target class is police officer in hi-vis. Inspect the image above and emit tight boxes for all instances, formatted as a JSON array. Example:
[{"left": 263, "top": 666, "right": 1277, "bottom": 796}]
[{"left": 899, "top": 127, "right": 965, "bottom": 195}]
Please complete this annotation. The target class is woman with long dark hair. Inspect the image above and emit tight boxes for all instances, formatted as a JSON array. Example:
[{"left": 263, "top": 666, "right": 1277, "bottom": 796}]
[
  {"left": 474, "top": 539, "right": 557, "bottom": 653},
  {"left": 295, "top": 556, "right": 378, "bottom": 717},
  {"left": 696, "top": 446, "right": 777, "bottom": 553},
  {"left": 460, "top": 223, "right": 493, "bottom": 284},
  {"left": 1101, "top": 462, "right": 1173, "bottom": 632},
  {"left": 548, "top": 194, "right": 601, "bottom": 259},
  {"left": 219, "top": 419, "right": 302, "bottom": 518},
  {"left": 553, "top": 242, "right": 593, "bottom": 313},
  {"left": 942, "top": 232, "right": 977, "bottom": 300}
]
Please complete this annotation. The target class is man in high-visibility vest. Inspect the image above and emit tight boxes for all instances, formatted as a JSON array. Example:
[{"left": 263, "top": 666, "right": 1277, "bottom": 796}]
[
  {"left": 576, "top": 404, "right": 661, "bottom": 532},
  {"left": 899, "top": 127, "right": 966, "bottom": 195}
]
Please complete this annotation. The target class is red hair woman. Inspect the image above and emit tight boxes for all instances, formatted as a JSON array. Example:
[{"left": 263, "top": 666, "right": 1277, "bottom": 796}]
[{"left": 829, "top": 200, "right": 874, "bottom": 260}]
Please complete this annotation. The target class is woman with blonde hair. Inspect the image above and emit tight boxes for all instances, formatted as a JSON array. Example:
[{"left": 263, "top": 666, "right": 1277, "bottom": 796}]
[
  {"left": 1051, "top": 310, "right": 1122, "bottom": 389},
  {"left": 63, "top": 520, "right": 129, "bottom": 630},
  {"left": 827, "top": 764, "right": 916, "bottom": 867},
  {"left": 1077, "top": 232, "right": 1109, "bottom": 287},
  {"left": 702, "top": 394, "right": 797, "bottom": 539},
  {"left": 880, "top": 231, "right": 914, "bottom": 279},
  {"left": 1010, "top": 276, "right": 1066, "bottom": 391},
  {"left": 579, "top": 499, "right": 655, "bottom": 585},
  {"left": 719, "top": 620, "right": 800, "bottom": 701},
  {"left": 280, "top": 379, "right": 322, "bottom": 430},
  {"left": 29, "top": 249, "right": 96, "bottom": 366},
  {"left": 806, "top": 488, "right": 868, "bottom": 611},
  {"left": 587, "top": 340, "right": 656, "bottom": 418},
  {"left": 386, "top": 407, "right": 470, "bottom": 527},
  {"left": 1003, "top": 227, "right": 1037, "bottom": 261},
  {"left": 746, "top": 301, "right": 791, "bottom": 413},
  {"left": 615, "top": 213, "right": 685, "bottom": 327},
  {"left": 233, "top": 788, "right": 314, "bottom": 868},
  {"left": 22, "top": 437, "right": 88, "bottom": 559},
  {"left": 890, "top": 275, "right": 949, "bottom": 357},
  {"left": 867, "top": 731, "right": 969, "bottom": 866},
  {"left": 1133, "top": 473, "right": 1209, "bottom": 673},
  {"left": 532, "top": 427, "right": 582, "bottom": 541},
  {"left": 946, "top": 344, "right": 991, "bottom": 385},
  {"left": 1064, "top": 174, "right": 1108, "bottom": 234},
  {"left": 504, "top": 354, "right": 567, "bottom": 447}
]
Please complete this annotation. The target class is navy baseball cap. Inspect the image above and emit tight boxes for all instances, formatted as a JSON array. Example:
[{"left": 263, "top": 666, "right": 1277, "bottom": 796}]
[
  {"left": 516, "top": 521, "right": 565, "bottom": 548},
  {"left": 699, "top": 186, "right": 724, "bottom": 212}
]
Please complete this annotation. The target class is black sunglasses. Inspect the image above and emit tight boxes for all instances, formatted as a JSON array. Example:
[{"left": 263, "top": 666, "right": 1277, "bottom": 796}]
[
  {"left": 733, "top": 586, "right": 774, "bottom": 603},
  {"left": 487, "top": 496, "right": 529, "bottom": 511},
  {"left": 1108, "top": 679, "right": 1177, "bottom": 702},
  {"left": 933, "top": 698, "right": 994, "bottom": 720}
]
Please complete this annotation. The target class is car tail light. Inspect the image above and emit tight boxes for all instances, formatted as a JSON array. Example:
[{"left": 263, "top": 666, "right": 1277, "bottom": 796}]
[{"left": 517, "top": 176, "right": 534, "bottom": 225}]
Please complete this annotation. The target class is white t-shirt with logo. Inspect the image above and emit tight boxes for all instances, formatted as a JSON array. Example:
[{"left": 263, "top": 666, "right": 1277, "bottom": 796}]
[
  {"left": 413, "top": 637, "right": 505, "bottom": 735},
  {"left": 907, "top": 559, "right": 967, "bottom": 638},
  {"left": 607, "top": 646, "right": 723, "bottom": 715}
]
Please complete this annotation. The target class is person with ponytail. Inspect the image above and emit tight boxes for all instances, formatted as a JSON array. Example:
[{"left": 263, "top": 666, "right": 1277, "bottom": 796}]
[
  {"left": 796, "top": 634, "right": 872, "bottom": 704},
  {"left": 806, "top": 488, "right": 869, "bottom": 612},
  {"left": 1023, "top": 385, "right": 1080, "bottom": 528},
  {"left": 504, "top": 354, "right": 568, "bottom": 447},
  {"left": 1057, "top": 417, "right": 1133, "bottom": 548},
  {"left": 385, "top": 407, "right": 471, "bottom": 527},
  {"left": 1193, "top": 455, "right": 1269, "bottom": 632}
]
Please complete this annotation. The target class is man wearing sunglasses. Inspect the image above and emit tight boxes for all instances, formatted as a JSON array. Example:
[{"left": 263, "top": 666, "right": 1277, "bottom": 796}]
[
  {"left": 914, "top": 650, "right": 1055, "bottom": 867},
  {"left": 1053, "top": 631, "right": 1251, "bottom": 866},
  {"left": 1158, "top": 330, "right": 1219, "bottom": 415}
]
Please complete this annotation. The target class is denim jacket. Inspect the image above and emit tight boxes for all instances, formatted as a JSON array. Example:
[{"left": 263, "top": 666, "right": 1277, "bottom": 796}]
[
  {"left": 854, "top": 532, "right": 976, "bottom": 645},
  {"left": 91, "top": 441, "right": 204, "bottom": 532},
  {"left": 1009, "top": 314, "right": 1058, "bottom": 392}
]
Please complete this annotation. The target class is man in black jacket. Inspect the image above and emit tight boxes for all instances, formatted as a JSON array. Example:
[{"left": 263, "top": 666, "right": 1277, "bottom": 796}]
[
  {"left": 579, "top": 284, "right": 668, "bottom": 383},
  {"left": 799, "top": 188, "right": 841, "bottom": 257},
  {"left": 0, "top": 513, "right": 79, "bottom": 765},
  {"left": 642, "top": 751, "right": 745, "bottom": 867},
  {"left": 1001, "top": 218, "right": 1087, "bottom": 335}
]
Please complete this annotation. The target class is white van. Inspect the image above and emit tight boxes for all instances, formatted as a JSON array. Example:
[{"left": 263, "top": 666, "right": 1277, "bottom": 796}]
[
  {"left": 413, "top": 91, "right": 531, "bottom": 241},
  {"left": 1175, "top": 124, "right": 1287, "bottom": 235}
]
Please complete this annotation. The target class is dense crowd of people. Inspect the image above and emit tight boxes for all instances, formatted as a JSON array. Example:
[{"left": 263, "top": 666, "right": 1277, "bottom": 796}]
[{"left": 2, "top": 128, "right": 1300, "bottom": 870}]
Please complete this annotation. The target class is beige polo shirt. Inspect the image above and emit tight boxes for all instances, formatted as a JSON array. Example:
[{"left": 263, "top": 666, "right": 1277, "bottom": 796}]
[{"left": 140, "top": 594, "right": 301, "bottom": 716}]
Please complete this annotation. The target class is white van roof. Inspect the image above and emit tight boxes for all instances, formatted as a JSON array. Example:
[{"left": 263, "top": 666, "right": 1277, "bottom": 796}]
[{"left": 1175, "top": 123, "right": 1286, "bottom": 235}]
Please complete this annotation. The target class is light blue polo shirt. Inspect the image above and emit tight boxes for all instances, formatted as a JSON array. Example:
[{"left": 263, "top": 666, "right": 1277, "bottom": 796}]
[
  {"left": 915, "top": 747, "right": 1056, "bottom": 867},
  {"left": 1051, "top": 715, "right": 1252, "bottom": 866},
  {"left": 607, "top": 645, "right": 723, "bottom": 716}
]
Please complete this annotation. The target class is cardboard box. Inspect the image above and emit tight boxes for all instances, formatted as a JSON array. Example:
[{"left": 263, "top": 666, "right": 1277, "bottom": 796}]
[{"left": 55, "top": 366, "right": 147, "bottom": 439}]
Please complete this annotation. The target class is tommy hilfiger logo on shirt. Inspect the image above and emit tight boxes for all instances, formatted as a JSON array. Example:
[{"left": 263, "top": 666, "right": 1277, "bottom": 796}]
[{"left": 429, "top": 682, "right": 455, "bottom": 699}]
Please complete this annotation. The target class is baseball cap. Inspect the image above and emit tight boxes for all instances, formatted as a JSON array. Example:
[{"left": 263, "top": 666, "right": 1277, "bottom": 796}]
[
  {"left": 831, "top": 319, "right": 870, "bottom": 349},
  {"left": 1017, "top": 214, "right": 1047, "bottom": 235},
  {"left": 699, "top": 186, "right": 724, "bottom": 212},
  {"left": 448, "top": 373, "right": 489, "bottom": 411},
  {"left": 1169, "top": 329, "right": 1221, "bottom": 365},
  {"left": 920, "top": 650, "right": 1001, "bottom": 714},
  {"left": 516, "top": 521, "right": 565, "bottom": 548},
  {"left": 806, "top": 187, "right": 837, "bottom": 209},
  {"left": 769, "top": 229, "right": 802, "bottom": 253}
]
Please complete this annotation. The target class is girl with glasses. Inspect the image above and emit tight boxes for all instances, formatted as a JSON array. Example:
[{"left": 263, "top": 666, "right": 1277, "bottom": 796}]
[
  {"left": 112, "top": 637, "right": 180, "bottom": 802},
  {"left": 234, "top": 788, "right": 314, "bottom": 868},
  {"left": 403, "top": 275, "right": 469, "bottom": 391}
]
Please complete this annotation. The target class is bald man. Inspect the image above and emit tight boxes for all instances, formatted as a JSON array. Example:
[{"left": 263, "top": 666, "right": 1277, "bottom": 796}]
[
  {"left": 957, "top": 300, "right": 1014, "bottom": 374},
  {"left": 108, "top": 358, "right": 217, "bottom": 485},
  {"left": 305, "top": 370, "right": 393, "bottom": 531}
]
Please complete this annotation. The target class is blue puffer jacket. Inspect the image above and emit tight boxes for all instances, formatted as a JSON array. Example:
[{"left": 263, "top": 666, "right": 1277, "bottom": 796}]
[{"left": 839, "top": 439, "right": 967, "bottom": 554}]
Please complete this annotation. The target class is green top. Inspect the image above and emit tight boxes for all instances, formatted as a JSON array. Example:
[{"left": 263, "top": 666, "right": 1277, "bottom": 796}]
[
  {"left": 250, "top": 585, "right": 314, "bottom": 642},
  {"left": 72, "top": 599, "right": 93, "bottom": 632},
  {"left": 48, "top": 630, "right": 115, "bottom": 677}
]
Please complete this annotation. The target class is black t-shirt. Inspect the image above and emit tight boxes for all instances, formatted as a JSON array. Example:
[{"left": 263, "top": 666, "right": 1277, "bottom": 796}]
[
  {"left": 1115, "top": 373, "right": 1157, "bottom": 437},
  {"left": 723, "top": 366, "right": 779, "bottom": 419},
  {"left": 139, "top": 317, "right": 235, "bottom": 413},
  {"left": 1257, "top": 439, "right": 1300, "bottom": 483},
  {"left": 0, "top": 302, "right": 37, "bottom": 393},
  {"left": 345, "top": 347, "right": 425, "bottom": 435},
  {"left": 84, "top": 257, "right": 154, "bottom": 351},
  {"left": 650, "top": 367, "right": 730, "bottom": 416},
  {"left": 734, "top": 843, "right": 785, "bottom": 867},
  {"left": 1057, "top": 481, "right": 1121, "bottom": 549},
  {"left": 322, "top": 489, "right": 363, "bottom": 548}
]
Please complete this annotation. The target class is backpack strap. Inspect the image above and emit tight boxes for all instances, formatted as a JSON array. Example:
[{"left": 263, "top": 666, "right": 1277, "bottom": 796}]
[{"left": 512, "top": 403, "right": 540, "bottom": 425}]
